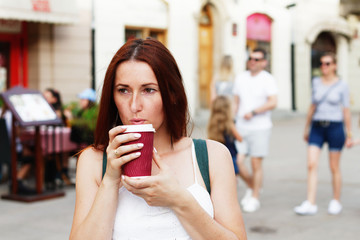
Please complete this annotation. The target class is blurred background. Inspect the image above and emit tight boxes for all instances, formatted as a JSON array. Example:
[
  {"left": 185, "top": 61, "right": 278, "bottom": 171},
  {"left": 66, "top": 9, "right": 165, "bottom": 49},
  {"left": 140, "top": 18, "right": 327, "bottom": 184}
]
[
  {"left": 1, "top": 0, "right": 360, "bottom": 115},
  {"left": 0, "top": 1, "right": 360, "bottom": 239}
]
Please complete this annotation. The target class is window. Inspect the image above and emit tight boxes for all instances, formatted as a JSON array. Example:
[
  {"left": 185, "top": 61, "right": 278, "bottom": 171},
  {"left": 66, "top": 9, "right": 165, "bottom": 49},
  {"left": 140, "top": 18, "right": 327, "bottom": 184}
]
[{"left": 125, "top": 27, "right": 167, "bottom": 45}]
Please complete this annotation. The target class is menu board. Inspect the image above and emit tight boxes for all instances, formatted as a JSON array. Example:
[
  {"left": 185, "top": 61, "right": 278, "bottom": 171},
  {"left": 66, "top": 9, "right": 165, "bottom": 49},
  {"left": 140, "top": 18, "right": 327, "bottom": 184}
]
[{"left": 0, "top": 86, "right": 62, "bottom": 126}]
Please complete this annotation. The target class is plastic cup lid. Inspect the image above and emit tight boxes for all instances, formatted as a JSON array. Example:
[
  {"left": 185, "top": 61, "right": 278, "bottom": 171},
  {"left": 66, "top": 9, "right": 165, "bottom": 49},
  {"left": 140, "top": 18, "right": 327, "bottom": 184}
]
[{"left": 122, "top": 124, "right": 155, "bottom": 133}]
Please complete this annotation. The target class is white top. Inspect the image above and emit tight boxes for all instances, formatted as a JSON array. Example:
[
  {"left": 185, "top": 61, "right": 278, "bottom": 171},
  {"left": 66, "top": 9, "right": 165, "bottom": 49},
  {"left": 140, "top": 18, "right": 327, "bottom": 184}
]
[
  {"left": 112, "top": 142, "right": 214, "bottom": 240},
  {"left": 311, "top": 77, "right": 349, "bottom": 122},
  {"left": 233, "top": 70, "right": 278, "bottom": 130}
]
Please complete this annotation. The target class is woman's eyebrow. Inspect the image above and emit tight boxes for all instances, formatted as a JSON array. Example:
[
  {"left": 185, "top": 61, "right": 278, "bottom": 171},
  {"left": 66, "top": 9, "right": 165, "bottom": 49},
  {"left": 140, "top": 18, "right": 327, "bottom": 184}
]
[
  {"left": 114, "top": 83, "right": 128, "bottom": 87},
  {"left": 142, "top": 83, "right": 158, "bottom": 87}
]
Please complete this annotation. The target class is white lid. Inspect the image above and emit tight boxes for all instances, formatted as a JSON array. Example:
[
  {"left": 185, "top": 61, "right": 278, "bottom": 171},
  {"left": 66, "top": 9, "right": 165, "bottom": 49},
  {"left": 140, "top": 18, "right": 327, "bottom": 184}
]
[{"left": 122, "top": 124, "right": 155, "bottom": 133}]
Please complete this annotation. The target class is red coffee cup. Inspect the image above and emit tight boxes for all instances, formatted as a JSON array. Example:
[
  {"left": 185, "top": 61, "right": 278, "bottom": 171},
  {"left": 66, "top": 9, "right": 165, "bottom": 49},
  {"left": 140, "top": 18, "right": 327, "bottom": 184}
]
[{"left": 122, "top": 124, "right": 155, "bottom": 177}]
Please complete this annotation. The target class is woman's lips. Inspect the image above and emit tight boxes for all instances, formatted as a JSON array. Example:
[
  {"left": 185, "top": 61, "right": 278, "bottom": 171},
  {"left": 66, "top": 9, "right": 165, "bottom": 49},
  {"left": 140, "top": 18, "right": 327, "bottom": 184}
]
[{"left": 130, "top": 119, "right": 145, "bottom": 125}]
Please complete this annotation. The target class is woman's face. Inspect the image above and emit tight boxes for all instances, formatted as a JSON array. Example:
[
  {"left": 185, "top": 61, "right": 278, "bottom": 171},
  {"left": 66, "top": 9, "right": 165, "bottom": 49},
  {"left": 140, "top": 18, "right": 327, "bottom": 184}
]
[
  {"left": 79, "top": 99, "right": 90, "bottom": 109},
  {"left": 320, "top": 55, "right": 336, "bottom": 76},
  {"left": 113, "top": 61, "right": 165, "bottom": 131},
  {"left": 43, "top": 90, "right": 56, "bottom": 104}
]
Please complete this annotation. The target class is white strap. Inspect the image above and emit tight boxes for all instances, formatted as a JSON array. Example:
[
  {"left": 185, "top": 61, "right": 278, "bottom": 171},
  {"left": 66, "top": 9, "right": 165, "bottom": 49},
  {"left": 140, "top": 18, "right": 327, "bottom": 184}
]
[{"left": 191, "top": 142, "right": 198, "bottom": 184}]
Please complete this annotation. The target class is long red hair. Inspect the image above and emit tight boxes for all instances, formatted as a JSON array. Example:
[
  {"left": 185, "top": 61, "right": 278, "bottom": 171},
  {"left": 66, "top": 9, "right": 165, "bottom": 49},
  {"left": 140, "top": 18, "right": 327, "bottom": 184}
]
[{"left": 93, "top": 38, "right": 190, "bottom": 151}]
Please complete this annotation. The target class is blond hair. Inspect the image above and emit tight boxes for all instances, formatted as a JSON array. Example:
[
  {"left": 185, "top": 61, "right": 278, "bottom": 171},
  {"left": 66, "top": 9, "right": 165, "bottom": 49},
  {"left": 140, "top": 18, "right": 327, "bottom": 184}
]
[
  {"left": 207, "top": 96, "right": 233, "bottom": 144},
  {"left": 218, "top": 55, "right": 234, "bottom": 82}
]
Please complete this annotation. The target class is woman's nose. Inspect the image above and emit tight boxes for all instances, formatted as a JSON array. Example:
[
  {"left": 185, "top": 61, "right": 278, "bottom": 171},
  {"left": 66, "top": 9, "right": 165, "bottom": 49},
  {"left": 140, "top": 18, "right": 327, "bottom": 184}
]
[{"left": 130, "top": 93, "right": 142, "bottom": 113}]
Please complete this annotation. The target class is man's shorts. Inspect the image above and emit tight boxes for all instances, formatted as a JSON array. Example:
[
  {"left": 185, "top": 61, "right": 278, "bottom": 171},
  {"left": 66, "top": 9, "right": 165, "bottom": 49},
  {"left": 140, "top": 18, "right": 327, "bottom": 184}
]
[
  {"left": 308, "top": 121, "right": 345, "bottom": 152},
  {"left": 235, "top": 129, "right": 271, "bottom": 157}
]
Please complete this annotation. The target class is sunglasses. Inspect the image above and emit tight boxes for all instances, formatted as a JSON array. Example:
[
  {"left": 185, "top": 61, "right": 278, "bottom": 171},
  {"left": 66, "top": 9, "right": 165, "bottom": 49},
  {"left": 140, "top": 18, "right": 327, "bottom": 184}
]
[
  {"left": 248, "top": 57, "right": 264, "bottom": 62},
  {"left": 320, "top": 61, "right": 332, "bottom": 66}
]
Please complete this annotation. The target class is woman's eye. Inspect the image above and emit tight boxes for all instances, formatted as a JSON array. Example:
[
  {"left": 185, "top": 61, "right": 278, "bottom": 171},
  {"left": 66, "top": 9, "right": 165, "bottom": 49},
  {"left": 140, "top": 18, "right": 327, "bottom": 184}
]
[
  {"left": 144, "top": 88, "right": 156, "bottom": 94},
  {"left": 118, "top": 88, "right": 129, "bottom": 94}
]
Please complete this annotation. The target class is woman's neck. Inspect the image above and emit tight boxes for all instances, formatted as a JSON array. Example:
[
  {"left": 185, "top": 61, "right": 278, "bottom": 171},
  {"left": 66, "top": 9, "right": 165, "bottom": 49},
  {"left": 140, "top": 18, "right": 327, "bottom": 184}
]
[
  {"left": 322, "top": 73, "right": 338, "bottom": 83},
  {"left": 153, "top": 126, "right": 174, "bottom": 155},
  {"left": 153, "top": 128, "right": 188, "bottom": 157}
]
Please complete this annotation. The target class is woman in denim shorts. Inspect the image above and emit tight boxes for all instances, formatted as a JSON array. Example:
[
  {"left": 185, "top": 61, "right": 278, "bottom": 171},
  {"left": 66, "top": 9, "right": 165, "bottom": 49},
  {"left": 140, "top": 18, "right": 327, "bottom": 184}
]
[{"left": 294, "top": 52, "right": 353, "bottom": 216}]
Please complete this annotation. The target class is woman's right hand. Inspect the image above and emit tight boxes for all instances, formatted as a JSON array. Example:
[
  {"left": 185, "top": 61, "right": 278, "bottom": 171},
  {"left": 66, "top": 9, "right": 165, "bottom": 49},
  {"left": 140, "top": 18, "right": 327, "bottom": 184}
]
[
  {"left": 303, "top": 129, "right": 309, "bottom": 142},
  {"left": 104, "top": 126, "right": 143, "bottom": 183}
]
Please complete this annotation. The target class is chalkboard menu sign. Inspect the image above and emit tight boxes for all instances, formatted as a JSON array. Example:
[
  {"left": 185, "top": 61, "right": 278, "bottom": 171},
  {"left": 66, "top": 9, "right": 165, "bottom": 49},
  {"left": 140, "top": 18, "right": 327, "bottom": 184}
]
[{"left": 0, "top": 86, "right": 62, "bottom": 126}]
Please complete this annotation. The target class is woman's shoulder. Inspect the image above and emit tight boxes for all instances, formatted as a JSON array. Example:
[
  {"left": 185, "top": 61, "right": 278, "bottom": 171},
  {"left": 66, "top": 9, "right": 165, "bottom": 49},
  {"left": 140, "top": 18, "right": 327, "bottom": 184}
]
[
  {"left": 312, "top": 76, "right": 321, "bottom": 83},
  {"left": 77, "top": 147, "right": 104, "bottom": 170},
  {"left": 77, "top": 146, "right": 104, "bottom": 184},
  {"left": 79, "top": 146, "right": 103, "bottom": 158},
  {"left": 338, "top": 79, "right": 348, "bottom": 87},
  {"left": 204, "top": 140, "right": 234, "bottom": 180},
  {"left": 204, "top": 139, "right": 231, "bottom": 161}
]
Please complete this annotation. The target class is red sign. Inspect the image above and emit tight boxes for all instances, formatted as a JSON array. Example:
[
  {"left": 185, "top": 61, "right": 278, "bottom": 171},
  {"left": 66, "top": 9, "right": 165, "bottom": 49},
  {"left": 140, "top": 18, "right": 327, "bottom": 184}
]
[
  {"left": 247, "top": 13, "right": 272, "bottom": 42},
  {"left": 32, "top": 0, "right": 51, "bottom": 12}
]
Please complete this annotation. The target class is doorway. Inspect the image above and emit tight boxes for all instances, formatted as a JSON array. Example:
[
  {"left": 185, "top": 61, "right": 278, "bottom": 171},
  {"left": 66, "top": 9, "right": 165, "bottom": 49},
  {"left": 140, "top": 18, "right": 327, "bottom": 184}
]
[
  {"left": 198, "top": 4, "right": 213, "bottom": 108},
  {"left": 0, "top": 42, "right": 10, "bottom": 92},
  {"left": 311, "top": 31, "right": 336, "bottom": 79}
]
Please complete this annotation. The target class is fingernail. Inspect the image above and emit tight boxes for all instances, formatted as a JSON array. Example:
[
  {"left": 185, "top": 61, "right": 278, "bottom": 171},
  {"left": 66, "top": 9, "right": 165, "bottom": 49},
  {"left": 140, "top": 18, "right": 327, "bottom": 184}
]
[
  {"left": 121, "top": 175, "right": 125, "bottom": 180},
  {"left": 137, "top": 143, "right": 144, "bottom": 148},
  {"left": 153, "top": 147, "right": 157, "bottom": 153},
  {"left": 134, "top": 152, "right": 141, "bottom": 156},
  {"left": 134, "top": 133, "right": 141, "bottom": 138},
  {"left": 120, "top": 126, "right": 127, "bottom": 129}
]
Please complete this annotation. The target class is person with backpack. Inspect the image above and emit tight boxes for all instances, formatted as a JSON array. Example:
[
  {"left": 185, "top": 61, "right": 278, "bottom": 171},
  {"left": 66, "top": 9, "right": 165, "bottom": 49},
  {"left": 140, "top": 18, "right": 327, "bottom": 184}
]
[{"left": 70, "top": 38, "right": 247, "bottom": 240}]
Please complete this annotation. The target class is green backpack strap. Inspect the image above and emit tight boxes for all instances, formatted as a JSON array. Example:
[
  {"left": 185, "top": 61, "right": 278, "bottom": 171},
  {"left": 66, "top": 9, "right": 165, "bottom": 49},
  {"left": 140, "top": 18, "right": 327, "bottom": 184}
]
[
  {"left": 192, "top": 139, "right": 211, "bottom": 194},
  {"left": 102, "top": 150, "right": 107, "bottom": 179}
]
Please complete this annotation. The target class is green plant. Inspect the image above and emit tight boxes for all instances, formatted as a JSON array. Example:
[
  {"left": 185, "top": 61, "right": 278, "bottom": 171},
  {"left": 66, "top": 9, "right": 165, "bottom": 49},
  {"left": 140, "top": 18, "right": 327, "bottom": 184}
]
[{"left": 67, "top": 103, "right": 99, "bottom": 144}]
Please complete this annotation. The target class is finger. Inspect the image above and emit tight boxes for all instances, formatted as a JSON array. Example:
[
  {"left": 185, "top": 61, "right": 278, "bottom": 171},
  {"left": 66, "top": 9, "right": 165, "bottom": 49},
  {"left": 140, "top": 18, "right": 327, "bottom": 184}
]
[
  {"left": 113, "top": 132, "right": 141, "bottom": 146},
  {"left": 108, "top": 125, "right": 127, "bottom": 143},
  {"left": 113, "top": 142, "right": 144, "bottom": 159},
  {"left": 122, "top": 175, "right": 151, "bottom": 190},
  {"left": 109, "top": 152, "right": 141, "bottom": 170},
  {"left": 107, "top": 132, "right": 142, "bottom": 155}
]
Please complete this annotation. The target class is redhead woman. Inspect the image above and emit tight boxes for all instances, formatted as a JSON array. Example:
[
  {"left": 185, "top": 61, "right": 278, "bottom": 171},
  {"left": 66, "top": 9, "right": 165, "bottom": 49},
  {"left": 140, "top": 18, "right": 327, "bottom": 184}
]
[
  {"left": 69, "top": 38, "right": 247, "bottom": 240},
  {"left": 294, "top": 52, "right": 352, "bottom": 216}
]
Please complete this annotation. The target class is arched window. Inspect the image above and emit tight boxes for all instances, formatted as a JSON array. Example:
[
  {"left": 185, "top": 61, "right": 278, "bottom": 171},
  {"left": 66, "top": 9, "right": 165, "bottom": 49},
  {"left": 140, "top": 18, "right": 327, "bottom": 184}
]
[{"left": 311, "top": 31, "right": 336, "bottom": 78}]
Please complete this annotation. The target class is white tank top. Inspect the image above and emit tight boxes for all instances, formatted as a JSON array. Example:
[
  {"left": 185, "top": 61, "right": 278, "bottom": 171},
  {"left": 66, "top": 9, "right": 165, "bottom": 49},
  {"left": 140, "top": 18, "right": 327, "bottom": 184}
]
[{"left": 112, "top": 142, "right": 214, "bottom": 240}]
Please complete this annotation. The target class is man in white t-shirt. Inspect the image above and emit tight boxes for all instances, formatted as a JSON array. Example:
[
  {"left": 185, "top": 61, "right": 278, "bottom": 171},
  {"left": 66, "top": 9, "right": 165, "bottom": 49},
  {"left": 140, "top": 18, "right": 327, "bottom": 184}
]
[{"left": 233, "top": 48, "right": 278, "bottom": 213}]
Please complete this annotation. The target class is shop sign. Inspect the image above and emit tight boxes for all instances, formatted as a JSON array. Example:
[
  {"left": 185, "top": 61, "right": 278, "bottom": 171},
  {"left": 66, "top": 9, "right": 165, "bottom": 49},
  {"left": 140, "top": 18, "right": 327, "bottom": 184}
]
[
  {"left": 32, "top": 0, "right": 51, "bottom": 12},
  {"left": 0, "top": 19, "right": 21, "bottom": 33},
  {"left": 247, "top": 13, "right": 272, "bottom": 42}
]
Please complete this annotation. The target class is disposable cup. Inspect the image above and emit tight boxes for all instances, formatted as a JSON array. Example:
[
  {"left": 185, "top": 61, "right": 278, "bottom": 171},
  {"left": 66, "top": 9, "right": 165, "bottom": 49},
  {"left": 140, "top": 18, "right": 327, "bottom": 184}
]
[{"left": 121, "top": 124, "right": 155, "bottom": 177}]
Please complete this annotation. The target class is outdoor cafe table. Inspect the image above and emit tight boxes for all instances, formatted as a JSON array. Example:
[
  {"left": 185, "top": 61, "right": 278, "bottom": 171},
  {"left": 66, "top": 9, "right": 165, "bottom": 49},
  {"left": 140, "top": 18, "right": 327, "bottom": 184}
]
[
  {"left": 3, "top": 126, "right": 79, "bottom": 202},
  {"left": 20, "top": 126, "right": 78, "bottom": 154}
]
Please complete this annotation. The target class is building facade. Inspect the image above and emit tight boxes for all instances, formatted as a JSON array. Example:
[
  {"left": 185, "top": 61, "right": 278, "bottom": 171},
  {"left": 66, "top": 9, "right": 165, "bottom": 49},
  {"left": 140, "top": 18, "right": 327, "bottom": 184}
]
[
  {"left": 94, "top": 0, "right": 360, "bottom": 115},
  {"left": 1, "top": 0, "right": 359, "bottom": 114},
  {"left": 0, "top": 0, "right": 92, "bottom": 104}
]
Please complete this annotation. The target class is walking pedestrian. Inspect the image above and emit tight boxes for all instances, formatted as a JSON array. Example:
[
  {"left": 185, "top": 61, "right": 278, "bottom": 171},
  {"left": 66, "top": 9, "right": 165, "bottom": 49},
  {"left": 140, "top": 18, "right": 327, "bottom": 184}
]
[
  {"left": 70, "top": 38, "right": 247, "bottom": 240},
  {"left": 294, "top": 52, "right": 352, "bottom": 216},
  {"left": 233, "top": 48, "right": 278, "bottom": 213},
  {"left": 207, "top": 96, "right": 243, "bottom": 176},
  {"left": 210, "top": 55, "right": 235, "bottom": 103}
]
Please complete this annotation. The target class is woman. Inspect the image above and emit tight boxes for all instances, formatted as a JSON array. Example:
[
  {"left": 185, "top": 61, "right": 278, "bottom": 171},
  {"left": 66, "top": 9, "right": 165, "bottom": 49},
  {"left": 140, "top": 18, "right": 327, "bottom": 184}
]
[
  {"left": 43, "top": 88, "right": 66, "bottom": 124},
  {"left": 207, "top": 96, "right": 242, "bottom": 176},
  {"left": 294, "top": 52, "right": 352, "bottom": 216},
  {"left": 210, "top": 55, "right": 235, "bottom": 103},
  {"left": 66, "top": 88, "right": 98, "bottom": 145},
  {"left": 70, "top": 38, "right": 246, "bottom": 239}
]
